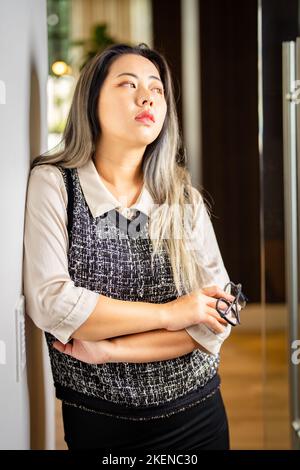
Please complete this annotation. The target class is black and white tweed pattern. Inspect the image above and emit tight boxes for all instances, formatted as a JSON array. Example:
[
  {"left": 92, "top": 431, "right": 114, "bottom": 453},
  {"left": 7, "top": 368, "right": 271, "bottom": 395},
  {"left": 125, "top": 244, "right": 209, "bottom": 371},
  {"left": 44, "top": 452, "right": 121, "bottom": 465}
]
[{"left": 45, "top": 166, "right": 220, "bottom": 408}]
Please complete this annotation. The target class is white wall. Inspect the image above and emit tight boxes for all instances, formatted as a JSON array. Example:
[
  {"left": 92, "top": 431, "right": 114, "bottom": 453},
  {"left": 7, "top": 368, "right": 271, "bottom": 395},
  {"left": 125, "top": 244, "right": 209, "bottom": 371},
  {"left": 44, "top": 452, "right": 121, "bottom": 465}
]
[{"left": 0, "top": 0, "right": 54, "bottom": 449}]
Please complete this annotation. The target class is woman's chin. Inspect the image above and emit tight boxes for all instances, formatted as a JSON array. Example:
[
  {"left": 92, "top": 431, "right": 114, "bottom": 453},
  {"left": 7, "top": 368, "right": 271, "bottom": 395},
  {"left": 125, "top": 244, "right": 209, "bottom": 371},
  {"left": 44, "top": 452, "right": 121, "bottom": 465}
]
[
  {"left": 134, "top": 128, "right": 160, "bottom": 144},
  {"left": 128, "top": 133, "right": 156, "bottom": 147}
]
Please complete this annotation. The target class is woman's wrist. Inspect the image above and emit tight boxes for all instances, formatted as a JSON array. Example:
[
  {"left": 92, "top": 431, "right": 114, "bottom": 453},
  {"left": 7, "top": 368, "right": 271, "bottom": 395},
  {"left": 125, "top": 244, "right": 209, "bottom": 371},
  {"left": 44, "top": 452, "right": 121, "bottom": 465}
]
[
  {"left": 107, "top": 338, "right": 125, "bottom": 363},
  {"left": 157, "top": 302, "right": 171, "bottom": 330}
]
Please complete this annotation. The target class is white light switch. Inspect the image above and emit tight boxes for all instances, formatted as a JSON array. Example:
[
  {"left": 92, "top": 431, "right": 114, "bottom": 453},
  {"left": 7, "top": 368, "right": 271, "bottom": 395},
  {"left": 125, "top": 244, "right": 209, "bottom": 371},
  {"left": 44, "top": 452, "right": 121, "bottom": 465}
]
[
  {"left": 15, "top": 295, "right": 26, "bottom": 382},
  {"left": 0, "top": 340, "right": 6, "bottom": 365}
]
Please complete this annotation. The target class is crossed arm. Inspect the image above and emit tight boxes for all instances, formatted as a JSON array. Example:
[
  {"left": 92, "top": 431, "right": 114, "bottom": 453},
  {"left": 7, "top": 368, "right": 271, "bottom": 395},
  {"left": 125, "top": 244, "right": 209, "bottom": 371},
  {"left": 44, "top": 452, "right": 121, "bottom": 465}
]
[
  {"left": 53, "top": 328, "right": 207, "bottom": 364},
  {"left": 110, "top": 328, "right": 205, "bottom": 362}
]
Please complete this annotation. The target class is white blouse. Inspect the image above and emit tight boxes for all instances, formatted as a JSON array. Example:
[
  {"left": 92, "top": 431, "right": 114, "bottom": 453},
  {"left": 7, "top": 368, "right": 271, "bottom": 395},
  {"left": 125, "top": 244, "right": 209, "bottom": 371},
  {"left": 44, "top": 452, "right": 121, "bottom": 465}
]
[{"left": 23, "top": 159, "right": 231, "bottom": 354}]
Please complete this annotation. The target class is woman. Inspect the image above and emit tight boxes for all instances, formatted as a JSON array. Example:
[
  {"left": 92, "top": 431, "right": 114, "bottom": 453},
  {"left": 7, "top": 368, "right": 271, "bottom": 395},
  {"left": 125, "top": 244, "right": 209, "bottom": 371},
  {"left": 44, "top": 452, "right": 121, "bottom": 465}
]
[{"left": 24, "top": 43, "right": 236, "bottom": 451}]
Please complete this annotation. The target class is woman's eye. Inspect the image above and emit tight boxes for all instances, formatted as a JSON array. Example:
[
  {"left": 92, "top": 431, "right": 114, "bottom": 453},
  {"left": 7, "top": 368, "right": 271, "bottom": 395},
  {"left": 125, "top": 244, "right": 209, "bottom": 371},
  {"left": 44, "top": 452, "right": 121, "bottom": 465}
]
[
  {"left": 121, "top": 81, "right": 136, "bottom": 88},
  {"left": 120, "top": 82, "right": 164, "bottom": 95}
]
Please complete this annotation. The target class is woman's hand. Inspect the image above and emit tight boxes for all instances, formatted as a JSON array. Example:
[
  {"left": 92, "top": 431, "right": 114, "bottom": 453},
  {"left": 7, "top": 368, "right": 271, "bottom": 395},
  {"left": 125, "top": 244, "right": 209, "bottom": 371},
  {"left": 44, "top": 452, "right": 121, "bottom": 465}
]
[
  {"left": 163, "top": 285, "right": 235, "bottom": 334},
  {"left": 52, "top": 338, "right": 114, "bottom": 364}
]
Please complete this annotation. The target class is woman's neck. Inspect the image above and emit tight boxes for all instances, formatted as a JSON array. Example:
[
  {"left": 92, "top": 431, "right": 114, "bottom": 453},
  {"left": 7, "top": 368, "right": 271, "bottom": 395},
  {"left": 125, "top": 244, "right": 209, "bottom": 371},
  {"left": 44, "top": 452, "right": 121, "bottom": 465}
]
[{"left": 93, "top": 140, "right": 145, "bottom": 189}]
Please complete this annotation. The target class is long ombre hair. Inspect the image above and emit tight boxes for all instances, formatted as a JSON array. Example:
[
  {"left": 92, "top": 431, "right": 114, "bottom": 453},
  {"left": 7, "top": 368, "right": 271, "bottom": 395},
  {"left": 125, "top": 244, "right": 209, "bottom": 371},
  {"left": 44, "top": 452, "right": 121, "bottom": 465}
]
[{"left": 32, "top": 43, "right": 209, "bottom": 297}]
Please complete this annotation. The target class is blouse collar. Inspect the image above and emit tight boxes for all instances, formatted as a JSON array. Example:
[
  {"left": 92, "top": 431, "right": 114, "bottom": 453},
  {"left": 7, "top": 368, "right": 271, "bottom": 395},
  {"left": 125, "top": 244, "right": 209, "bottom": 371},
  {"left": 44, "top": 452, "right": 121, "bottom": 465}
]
[{"left": 77, "top": 158, "right": 156, "bottom": 219}]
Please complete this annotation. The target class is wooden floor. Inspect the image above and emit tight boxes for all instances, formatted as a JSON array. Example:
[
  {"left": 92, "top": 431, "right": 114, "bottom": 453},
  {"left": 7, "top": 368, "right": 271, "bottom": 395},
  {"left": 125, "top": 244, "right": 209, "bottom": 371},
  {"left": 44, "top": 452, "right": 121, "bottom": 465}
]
[
  {"left": 55, "top": 331, "right": 291, "bottom": 450},
  {"left": 219, "top": 331, "right": 290, "bottom": 449}
]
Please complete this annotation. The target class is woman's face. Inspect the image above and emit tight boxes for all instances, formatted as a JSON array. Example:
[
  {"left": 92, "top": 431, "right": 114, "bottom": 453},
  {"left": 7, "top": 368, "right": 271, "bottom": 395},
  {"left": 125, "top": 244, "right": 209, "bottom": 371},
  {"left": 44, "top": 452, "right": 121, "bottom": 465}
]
[{"left": 97, "top": 53, "right": 167, "bottom": 147}]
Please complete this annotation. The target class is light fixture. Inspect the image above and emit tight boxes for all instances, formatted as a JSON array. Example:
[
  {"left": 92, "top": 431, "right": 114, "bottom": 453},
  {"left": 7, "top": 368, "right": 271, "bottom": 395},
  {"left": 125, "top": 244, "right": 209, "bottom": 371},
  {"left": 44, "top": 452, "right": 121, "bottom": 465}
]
[{"left": 52, "top": 61, "right": 69, "bottom": 76}]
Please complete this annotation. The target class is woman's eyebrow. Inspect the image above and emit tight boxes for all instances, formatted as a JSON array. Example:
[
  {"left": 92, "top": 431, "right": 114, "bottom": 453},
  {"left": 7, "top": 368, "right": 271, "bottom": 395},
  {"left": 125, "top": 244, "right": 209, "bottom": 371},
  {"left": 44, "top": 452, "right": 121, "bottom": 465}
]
[{"left": 115, "top": 72, "right": 162, "bottom": 83}]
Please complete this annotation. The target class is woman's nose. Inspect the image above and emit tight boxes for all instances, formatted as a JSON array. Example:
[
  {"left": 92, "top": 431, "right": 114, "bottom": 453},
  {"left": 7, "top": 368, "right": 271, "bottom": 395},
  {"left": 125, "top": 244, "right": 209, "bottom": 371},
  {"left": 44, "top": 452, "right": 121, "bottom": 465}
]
[{"left": 138, "top": 93, "right": 154, "bottom": 107}]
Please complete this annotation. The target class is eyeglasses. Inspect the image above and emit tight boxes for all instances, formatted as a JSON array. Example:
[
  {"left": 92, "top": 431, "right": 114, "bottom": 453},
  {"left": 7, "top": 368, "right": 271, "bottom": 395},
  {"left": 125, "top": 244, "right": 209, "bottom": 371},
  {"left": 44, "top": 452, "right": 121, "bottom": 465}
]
[{"left": 216, "top": 281, "right": 248, "bottom": 326}]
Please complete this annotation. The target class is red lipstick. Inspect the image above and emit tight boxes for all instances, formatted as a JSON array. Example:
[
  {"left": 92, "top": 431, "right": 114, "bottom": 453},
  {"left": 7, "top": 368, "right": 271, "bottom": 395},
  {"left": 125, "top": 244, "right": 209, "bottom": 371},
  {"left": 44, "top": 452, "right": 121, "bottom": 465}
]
[{"left": 135, "top": 110, "right": 155, "bottom": 124}]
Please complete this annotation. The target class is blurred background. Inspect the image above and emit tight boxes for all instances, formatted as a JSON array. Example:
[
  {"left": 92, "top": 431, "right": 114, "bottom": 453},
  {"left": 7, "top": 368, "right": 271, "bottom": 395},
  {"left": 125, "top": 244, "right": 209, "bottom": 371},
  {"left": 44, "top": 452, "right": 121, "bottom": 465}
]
[{"left": 0, "top": 0, "right": 299, "bottom": 450}]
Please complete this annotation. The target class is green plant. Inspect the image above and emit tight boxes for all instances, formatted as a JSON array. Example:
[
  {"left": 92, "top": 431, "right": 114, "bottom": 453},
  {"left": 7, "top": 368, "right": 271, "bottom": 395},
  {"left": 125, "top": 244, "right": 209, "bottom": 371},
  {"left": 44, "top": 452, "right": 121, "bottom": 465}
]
[{"left": 71, "top": 23, "right": 116, "bottom": 70}]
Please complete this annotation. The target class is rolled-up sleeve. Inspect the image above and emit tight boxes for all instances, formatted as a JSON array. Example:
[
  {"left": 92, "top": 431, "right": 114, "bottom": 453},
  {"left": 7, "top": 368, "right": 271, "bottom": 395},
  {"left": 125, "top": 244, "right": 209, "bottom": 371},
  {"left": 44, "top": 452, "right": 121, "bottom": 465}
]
[
  {"left": 23, "top": 164, "right": 100, "bottom": 344},
  {"left": 185, "top": 188, "right": 232, "bottom": 355}
]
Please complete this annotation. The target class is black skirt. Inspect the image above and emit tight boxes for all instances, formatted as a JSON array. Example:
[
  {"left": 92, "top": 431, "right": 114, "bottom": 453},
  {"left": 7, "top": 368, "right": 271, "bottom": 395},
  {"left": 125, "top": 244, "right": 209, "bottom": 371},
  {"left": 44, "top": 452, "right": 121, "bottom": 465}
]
[{"left": 61, "top": 387, "right": 230, "bottom": 451}]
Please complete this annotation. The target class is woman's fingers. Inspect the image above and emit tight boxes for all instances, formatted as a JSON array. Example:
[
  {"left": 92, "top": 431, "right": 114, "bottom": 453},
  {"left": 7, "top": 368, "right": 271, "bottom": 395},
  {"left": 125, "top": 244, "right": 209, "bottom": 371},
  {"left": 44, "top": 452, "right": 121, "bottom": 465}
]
[
  {"left": 201, "top": 285, "right": 222, "bottom": 296},
  {"left": 206, "top": 315, "right": 227, "bottom": 334},
  {"left": 52, "top": 340, "right": 73, "bottom": 355},
  {"left": 52, "top": 340, "right": 65, "bottom": 352},
  {"left": 202, "top": 285, "right": 235, "bottom": 302},
  {"left": 206, "top": 306, "right": 228, "bottom": 325},
  {"left": 206, "top": 297, "right": 229, "bottom": 312}
]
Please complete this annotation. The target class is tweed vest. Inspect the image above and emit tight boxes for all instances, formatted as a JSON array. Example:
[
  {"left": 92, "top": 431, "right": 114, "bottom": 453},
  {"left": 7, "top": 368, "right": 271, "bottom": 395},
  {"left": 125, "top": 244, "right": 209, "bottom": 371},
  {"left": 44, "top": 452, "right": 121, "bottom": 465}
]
[{"left": 44, "top": 165, "right": 220, "bottom": 416}]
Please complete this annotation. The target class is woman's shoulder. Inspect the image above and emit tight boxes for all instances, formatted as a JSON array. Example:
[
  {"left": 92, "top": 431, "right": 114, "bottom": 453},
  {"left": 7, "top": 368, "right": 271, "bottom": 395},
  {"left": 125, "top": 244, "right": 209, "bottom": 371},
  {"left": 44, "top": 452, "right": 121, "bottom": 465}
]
[
  {"left": 188, "top": 186, "right": 205, "bottom": 211},
  {"left": 30, "top": 162, "right": 63, "bottom": 177},
  {"left": 28, "top": 163, "right": 67, "bottom": 204},
  {"left": 30, "top": 163, "right": 66, "bottom": 188},
  {"left": 188, "top": 185, "right": 213, "bottom": 223},
  {"left": 190, "top": 186, "right": 203, "bottom": 202}
]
